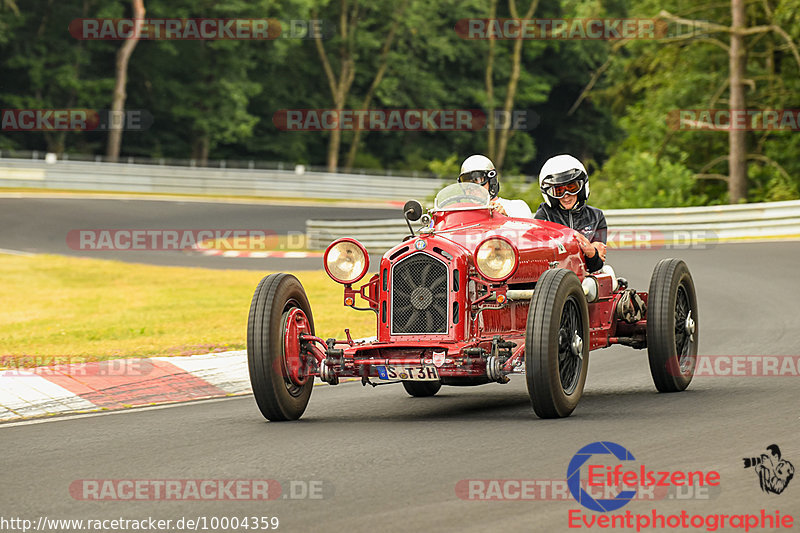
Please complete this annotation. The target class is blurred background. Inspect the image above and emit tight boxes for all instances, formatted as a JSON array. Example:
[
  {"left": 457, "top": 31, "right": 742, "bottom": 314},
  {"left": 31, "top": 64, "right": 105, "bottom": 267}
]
[{"left": 2, "top": 0, "right": 799, "bottom": 207}]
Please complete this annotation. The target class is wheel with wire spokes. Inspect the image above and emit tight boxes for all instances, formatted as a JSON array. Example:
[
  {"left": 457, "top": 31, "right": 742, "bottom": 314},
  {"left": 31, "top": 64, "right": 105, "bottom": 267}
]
[
  {"left": 525, "top": 269, "right": 590, "bottom": 419},
  {"left": 247, "top": 273, "right": 315, "bottom": 421},
  {"left": 647, "top": 259, "right": 699, "bottom": 392}
]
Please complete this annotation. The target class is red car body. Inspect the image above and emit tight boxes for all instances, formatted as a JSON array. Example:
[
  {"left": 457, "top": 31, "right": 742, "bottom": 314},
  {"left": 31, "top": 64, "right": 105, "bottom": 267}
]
[
  {"left": 323, "top": 208, "right": 643, "bottom": 381},
  {"left": 247, "top": 183, "right": 698, "bottom": 421}
]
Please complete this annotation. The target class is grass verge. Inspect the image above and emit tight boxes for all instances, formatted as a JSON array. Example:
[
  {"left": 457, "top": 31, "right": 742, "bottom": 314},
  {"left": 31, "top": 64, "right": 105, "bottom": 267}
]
[{"left": 0, "top": 254, "right": 376, "bottom": 362}]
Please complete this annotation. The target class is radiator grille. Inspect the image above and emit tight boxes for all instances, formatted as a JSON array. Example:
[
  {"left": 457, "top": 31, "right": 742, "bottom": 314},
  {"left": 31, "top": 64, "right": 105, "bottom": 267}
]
[{"left": 391, "top": 253, "right": 448, "bottom": 334}]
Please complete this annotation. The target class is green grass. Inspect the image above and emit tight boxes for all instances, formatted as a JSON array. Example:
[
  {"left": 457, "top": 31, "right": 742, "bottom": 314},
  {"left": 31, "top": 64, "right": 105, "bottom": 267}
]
[{"left": 0, "top": 254, "right": 376, "bottom": 363}]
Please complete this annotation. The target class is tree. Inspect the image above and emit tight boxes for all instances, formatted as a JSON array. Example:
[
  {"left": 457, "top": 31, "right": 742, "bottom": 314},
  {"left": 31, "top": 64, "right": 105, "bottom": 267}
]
[
  {"left": 341, "top": 0, "right": 409, "bottom": 171},
  {"left": 573, "top": 0, "right": 800, "bottom": 206},
  {"left": 312, "top": 0, "right": 409, "bottom": 172},
  {"left": 727, "top": 0, "right": 747, "bottom": 203},
  {"left": 123, "top": 0, "right": 265, "bottom": 163},
  {"left": 0, "top": 0, "right": 118, "bottom": 154},
  {"left": 486, "top": 0, "right": 539, "bottom": 170},
  {"left": 106, "top": 0, "right": 145, "bottom": 162}
]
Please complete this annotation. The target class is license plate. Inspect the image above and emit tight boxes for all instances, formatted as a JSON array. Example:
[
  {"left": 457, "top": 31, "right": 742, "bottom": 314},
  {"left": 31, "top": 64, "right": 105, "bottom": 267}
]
[{"left": 376, "top": 365, "right": 439, "bottom": 381}]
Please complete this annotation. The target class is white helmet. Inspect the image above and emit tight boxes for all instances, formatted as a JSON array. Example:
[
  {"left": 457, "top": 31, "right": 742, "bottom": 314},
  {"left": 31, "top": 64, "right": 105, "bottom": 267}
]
[
  {"left": 538, "top": 154, "right": 589, "bottom": 208},
  {"left": 458, "top": 154, "right": 499, "bottom": 198}
]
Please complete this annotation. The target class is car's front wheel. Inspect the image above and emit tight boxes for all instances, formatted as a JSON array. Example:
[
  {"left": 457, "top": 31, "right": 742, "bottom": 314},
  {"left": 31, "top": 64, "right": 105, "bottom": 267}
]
[
  {"left": 247, "top": 273, "right": 315, "bottom": 421},
  {"left": 525, "top": 268, "right": 590, "bottom": 419}
]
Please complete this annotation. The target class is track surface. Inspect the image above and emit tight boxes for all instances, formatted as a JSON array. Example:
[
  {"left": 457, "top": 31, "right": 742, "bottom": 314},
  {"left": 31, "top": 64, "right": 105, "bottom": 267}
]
[
  {"left": 0, "top": 196, "right": 399, "bottom": 270},
  {"left": 3, "top": 243, "right": 799, "bottom": 532}
]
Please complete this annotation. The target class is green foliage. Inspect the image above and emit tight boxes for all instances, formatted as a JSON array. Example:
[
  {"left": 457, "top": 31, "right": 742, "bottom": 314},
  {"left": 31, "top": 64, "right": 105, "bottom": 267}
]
[
  {"left": 2, "top": 0, "right": 799, "bottom": 205},
  {"left": 587, "top": 0, "right": 800, "bottom": 205},
  {"left": 351, "top": 151, "right": 383, "bottom": 170},
  {"left": 587, "top": 151, "right": 708, "bottom": 208},
  {"left": 427, "top": 154, "right": 460, "bottom": 179}
]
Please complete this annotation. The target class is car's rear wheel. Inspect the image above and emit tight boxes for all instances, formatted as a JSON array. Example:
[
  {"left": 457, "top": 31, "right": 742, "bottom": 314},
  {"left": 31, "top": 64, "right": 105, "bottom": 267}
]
[
  {"left": 402, "top": 381, "right": 441, "bottom": 397},
  {"left": 647, "top": 259, "right": 698, "bottom": 392},
  {"left": 525, "top": 268, "right": 590, "bottom": 419},
  {"left": 247, "top": 273, "right": 315, "bottom": 421}
]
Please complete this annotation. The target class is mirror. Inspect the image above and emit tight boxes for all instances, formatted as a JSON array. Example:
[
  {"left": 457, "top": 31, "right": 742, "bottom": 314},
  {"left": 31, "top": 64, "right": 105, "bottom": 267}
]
[{"left": 403, "top": 200, "right": 423, "bottom": 221}]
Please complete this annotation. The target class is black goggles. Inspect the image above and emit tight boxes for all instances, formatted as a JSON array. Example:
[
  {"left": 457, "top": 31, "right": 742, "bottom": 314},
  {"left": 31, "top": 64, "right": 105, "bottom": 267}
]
[{"left": 458, "top": 169, "right": 496, "bottom": 185}]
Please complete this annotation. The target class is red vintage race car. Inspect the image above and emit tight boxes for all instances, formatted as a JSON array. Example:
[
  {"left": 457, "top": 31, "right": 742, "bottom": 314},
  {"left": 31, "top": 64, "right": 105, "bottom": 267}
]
[{"left": 247, "top": 183, "right": 698, "bottom": 421}]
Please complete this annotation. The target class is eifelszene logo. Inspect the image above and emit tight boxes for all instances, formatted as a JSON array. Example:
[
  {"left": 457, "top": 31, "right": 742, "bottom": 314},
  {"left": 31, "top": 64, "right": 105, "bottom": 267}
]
[
  {"left": 743, "top": 444, "right": 794, "bottom": 495},
  {"left": 568, "top": 441, "right": 637, "bottom": 512},
  {"left": 567, "top": 441, "right": 721, "bottom": 512}
]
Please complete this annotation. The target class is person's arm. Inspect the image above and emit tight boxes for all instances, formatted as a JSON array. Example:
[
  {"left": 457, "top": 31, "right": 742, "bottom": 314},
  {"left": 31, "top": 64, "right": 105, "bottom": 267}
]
[
  {"left": 489, "top": 198, "right": 508, "bottom": 216},
  {"left": 592, "top": 211, "right": 608, "bottom": 244},
  {"left": 591, "top": 211, "right": 608, "bottom": 262},
  {"left": 575, "top": 232, "right": 603, "bottom": 272},
  {"left": 584, "top": 248, "right": 603, "bottom": 272}
]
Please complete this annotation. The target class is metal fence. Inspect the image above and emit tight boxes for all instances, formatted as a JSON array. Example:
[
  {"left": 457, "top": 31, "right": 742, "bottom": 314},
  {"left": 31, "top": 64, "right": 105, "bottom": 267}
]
[
  {"left": 0, "top": 149, "right": 442, "bottom": 177},
  {"left": 307, "top": 200, "right": 800, "bottom": 252},
  {"left": 0, "top": 157, "right": 444, "bottom": 201},
  {"left": 3, "top": 156, "right": 799, "bottom": 253}
]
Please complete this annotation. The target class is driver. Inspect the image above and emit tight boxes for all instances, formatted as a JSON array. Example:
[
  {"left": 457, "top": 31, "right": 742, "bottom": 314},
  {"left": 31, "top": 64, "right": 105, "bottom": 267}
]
[
  {"left": 534, "top": 154, "right": 607, "bottom": 272},
  {"left": 457, "top": 154, "right": 533, "bottom": 218}
]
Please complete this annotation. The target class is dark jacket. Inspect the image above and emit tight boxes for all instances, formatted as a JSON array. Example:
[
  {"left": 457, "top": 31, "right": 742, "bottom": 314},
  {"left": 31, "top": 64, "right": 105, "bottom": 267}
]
[{"left": 534, "top": 202, "right": 607, "bottom": 272}]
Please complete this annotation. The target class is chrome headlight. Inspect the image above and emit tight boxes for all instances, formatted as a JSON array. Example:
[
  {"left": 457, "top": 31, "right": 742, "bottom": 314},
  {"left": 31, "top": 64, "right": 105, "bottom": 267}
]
[
  {"left": 582, "top": 276, "right": 599, "bottom": 303},
  {"left": 324, "top": 238, "right": 369, "bottom": 284},
  {"left": 474, "top": 237, "right": 518, "bottom": 282}
]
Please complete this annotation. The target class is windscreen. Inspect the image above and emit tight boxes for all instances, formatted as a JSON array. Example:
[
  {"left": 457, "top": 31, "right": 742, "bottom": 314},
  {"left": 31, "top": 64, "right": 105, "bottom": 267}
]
[{"left": 433, "top": 182, "right": 490, "bottom": 212}]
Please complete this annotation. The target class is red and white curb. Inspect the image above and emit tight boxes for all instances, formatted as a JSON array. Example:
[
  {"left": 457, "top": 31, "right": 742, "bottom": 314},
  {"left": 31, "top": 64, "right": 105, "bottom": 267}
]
[{"left": 0, "top": 350, "right": 251, "bottom": 422}]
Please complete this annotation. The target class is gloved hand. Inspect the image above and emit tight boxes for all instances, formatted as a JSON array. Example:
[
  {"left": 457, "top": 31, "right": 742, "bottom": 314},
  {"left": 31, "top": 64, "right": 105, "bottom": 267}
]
[{"left": 489, "top": 199, "right": 508, "bottom": 216}]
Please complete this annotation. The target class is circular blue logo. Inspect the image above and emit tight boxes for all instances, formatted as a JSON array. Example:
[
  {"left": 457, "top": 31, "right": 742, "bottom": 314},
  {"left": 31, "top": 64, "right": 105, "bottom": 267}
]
[
  {"left": 414, "top": 239, "right": 426, "bottom": 250},
  {"left": 567, "top": 441, "right": 637, "bottom": 513}
]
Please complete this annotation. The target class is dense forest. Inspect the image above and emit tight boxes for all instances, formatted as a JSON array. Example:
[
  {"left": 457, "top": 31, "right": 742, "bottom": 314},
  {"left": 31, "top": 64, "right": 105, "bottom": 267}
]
[{"left": 1, "top": 0, "right": 799, "bottom": 207}]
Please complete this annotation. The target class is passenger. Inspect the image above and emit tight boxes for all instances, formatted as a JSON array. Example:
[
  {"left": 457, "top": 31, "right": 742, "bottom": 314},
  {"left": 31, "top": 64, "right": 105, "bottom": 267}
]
[
  {"left": 534, "top": 154, "right": 607, "bottom": 273},
  {"left": 457, "top": 154, "right": 533, "bottom": 218}
]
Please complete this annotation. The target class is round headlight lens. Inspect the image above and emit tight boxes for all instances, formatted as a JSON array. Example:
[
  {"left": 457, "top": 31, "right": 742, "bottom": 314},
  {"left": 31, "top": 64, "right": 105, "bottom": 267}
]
[
  {"left": 475, "top": 238, "right": 517, "bottom": 281},
  {"left": 325, "top": 240, "right": 368, "bottom": 284}
]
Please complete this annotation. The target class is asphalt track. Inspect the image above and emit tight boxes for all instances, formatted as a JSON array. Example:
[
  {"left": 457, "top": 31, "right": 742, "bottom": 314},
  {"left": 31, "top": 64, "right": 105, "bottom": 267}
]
[
  {"left": 2, "top": 242, "right": 799, "bottom": 532},
  {"left": 0, "top": 196, "right": 400, "bottom": 270}
]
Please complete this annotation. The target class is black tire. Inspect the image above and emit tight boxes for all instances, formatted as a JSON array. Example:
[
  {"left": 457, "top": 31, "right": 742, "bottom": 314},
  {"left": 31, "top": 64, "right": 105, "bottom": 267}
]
[
  {"left": 402, "top": 381, "right": 442, "bottom": 397},
  {"left": 247, "top": 273, "right": 315, "bottom": 421},
  {"left": 525, "top": 269, "right": 590, "bottom": 419},
  {"left": 647, "top": 259, "right": 698, "bottom": 392}
]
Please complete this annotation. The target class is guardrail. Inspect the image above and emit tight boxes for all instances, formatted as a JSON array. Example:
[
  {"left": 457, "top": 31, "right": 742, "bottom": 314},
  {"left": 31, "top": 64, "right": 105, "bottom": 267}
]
[
  {"left": 307, "top": 200, "right": 800, "bottom": 253},
  {"left": 0, "top": 158, "right": 444, "bottom": 201}
]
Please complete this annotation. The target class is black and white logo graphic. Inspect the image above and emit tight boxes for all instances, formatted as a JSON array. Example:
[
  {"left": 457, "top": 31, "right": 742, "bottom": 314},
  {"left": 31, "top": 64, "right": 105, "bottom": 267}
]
[{"left": 743, "top": 444, "right": 794, "bottom": 495}]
